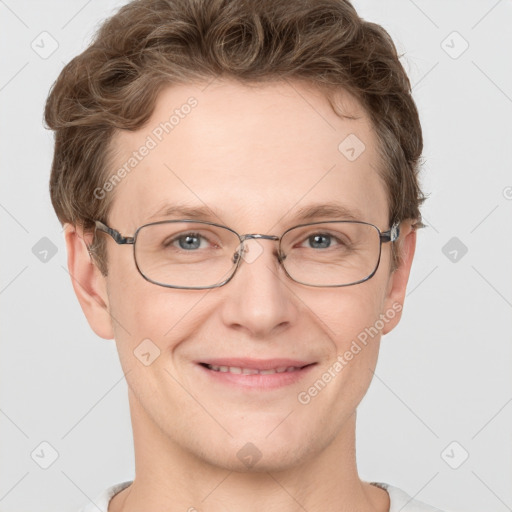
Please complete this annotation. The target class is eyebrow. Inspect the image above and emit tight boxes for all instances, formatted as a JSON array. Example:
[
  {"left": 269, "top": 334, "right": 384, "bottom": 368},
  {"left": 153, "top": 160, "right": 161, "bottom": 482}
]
[
  {"left": 293, "top": 203, "right": 363, "bottom": 222},
  {"left": 146, "top": 202, "right": 364, "bottom": 224}
]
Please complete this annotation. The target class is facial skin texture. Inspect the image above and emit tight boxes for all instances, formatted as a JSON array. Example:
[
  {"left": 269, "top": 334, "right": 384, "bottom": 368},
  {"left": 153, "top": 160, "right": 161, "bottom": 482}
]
[{"left": 65, "top": 80, "right": 416, "bottom": 512}]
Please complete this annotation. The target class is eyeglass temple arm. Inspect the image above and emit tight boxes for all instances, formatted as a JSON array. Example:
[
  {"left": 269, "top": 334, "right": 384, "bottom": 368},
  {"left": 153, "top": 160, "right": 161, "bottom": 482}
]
[
  {"left": 94, "top": 220, "right": 135, "bottom": 245},
  {"left": 380, "top": 222, "right": 400, "bottom": 243}
]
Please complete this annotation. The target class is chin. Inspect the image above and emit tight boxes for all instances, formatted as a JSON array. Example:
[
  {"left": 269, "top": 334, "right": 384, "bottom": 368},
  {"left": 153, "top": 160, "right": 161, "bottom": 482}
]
[{"left": 189, "top": 430, "right": 318, "bottom": 474}]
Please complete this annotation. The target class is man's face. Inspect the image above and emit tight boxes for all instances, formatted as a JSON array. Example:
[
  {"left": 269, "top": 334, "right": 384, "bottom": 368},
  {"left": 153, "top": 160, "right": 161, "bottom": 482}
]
[{"left": 84, "top": 80, "right": 412, "bottom": 471}]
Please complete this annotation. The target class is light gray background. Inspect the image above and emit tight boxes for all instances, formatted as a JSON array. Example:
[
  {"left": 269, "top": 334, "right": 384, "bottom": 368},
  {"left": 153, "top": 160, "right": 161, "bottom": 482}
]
[{"left": 1, "top": 1, "right": 511, "bottom": 511}]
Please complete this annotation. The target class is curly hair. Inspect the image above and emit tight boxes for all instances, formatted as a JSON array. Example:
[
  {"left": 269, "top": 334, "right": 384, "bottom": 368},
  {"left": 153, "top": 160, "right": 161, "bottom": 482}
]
[{"left": 45, "top": 0, "right": 425, "bottom": 275}]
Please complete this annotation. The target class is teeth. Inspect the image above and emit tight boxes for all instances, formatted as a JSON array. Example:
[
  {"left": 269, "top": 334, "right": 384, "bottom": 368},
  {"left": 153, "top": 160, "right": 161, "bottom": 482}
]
[
  {"left": 206, "top": 364, "right": 302, "bottom": 375},
  {"left": 242, "top": 367, "right": 259, "bottom": 375}
]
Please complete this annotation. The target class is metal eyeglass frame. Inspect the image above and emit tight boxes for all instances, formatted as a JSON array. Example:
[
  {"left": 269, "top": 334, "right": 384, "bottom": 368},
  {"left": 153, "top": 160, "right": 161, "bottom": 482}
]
[{"left": 93, "top": 219, "right": 400, "bottom": 290}]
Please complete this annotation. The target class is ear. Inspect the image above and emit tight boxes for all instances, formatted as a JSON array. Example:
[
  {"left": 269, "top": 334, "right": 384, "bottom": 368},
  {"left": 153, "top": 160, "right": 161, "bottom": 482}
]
[
  {"left": 63, "top": 223, "right": 114, "bottom": 340},
  {"left": 381, "top": 221, "right": 417, "bottom": 335}
]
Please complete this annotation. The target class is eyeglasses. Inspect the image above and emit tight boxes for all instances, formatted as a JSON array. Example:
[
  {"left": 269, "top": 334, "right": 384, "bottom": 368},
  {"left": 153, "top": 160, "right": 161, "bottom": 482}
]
[{"left": 93, "top": 219, "right": 400, "bottom": 289}]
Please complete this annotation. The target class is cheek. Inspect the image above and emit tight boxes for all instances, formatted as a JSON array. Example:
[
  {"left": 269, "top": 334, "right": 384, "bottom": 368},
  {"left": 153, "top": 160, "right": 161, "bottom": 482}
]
[
  {"left": 106, "top": 246, "right": 178, "bottom": 335},
  {"left": 106, "top": 265, "right": 213, "bottom": 379},
  {"left": 299, "top": 282, "right": 386, "bottom": 396},
  {"left": 308, "top": 279, "right": 386, "bottom": 346},
  {"left": 105, "top": 254, "right": 171, "bottom": 358}
]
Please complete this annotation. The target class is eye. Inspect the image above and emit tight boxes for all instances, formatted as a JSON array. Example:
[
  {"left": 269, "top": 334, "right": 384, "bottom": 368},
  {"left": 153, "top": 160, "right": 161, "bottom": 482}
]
[
  {"left": 305, "top": 233, "right": 333, "bottom": 249},
  {"left": 164, "top": 232, "right": 211, "bottom": 251},
  {"left": 300, "top": 232, "right": 348, "bottom": 250}
]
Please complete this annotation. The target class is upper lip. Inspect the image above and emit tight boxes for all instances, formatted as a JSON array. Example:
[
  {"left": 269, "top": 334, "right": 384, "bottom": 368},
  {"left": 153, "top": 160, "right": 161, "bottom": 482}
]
[{"left": 198, "top": 358, "right": 315, "bottom": 370}]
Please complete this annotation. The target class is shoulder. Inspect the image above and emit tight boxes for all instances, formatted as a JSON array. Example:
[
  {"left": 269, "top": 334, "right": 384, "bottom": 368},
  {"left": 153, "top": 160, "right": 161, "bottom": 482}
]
[
  {"left": 78, "top": 481, "right": 133, "bottom": 512},
  {"left": 81, "top": 480, "right": 453, "bottom": 512},
  {"left": 371, "top": 481, "right": 450, "bottom": 512}
]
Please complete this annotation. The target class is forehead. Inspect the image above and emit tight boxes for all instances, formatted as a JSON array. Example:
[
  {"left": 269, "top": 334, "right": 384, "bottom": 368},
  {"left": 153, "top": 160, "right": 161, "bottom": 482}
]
[{"left": 107, "top": 80, "right": 388, "bottom": 231}]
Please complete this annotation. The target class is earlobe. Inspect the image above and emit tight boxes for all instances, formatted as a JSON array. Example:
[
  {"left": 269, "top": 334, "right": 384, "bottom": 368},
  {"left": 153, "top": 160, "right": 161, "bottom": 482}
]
[
  {"left": 381, "top": 222, "right": 417, "bottom": 335},
  {"left": 64, "top": 223, "right": 114, "bottom": 340}
]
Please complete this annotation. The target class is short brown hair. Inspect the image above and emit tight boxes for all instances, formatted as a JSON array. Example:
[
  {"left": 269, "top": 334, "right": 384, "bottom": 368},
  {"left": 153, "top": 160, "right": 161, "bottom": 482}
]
[{"left": 45, "top": 0, "right": 425, "bottom": 275}]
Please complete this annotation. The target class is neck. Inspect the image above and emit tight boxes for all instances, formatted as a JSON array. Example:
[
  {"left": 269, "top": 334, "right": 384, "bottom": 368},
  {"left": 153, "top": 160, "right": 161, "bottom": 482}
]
[{"left": 109, "top": 389, "right": 389, "bottom": 512}]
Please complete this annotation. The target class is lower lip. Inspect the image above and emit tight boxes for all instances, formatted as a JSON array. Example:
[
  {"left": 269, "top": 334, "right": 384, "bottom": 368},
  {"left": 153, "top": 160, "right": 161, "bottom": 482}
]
[{"left": 197, "top": 363, "right": 316, "bottom": 390}]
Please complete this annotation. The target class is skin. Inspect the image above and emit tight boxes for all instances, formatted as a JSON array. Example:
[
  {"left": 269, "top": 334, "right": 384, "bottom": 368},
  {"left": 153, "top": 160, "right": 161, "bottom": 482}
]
[{"left": 64, "top": 80, "right": 416, "bottom": 512}]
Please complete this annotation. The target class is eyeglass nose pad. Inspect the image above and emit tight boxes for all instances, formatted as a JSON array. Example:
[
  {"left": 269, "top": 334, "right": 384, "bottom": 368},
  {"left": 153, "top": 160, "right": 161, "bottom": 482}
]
[
  {"left": 235, "top": 239, "right": 267, "bottom": 265},
  {"left": 232, "top": 246, "right": 287, "bottom": 266},
  {"left": 232, "top": 240, "right": 247, "bottom": 265}
]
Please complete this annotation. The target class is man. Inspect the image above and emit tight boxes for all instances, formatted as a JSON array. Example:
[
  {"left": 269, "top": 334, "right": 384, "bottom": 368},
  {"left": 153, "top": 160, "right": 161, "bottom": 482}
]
[{"left": 45, "top": 0, "right": 447, "bottom": 510}]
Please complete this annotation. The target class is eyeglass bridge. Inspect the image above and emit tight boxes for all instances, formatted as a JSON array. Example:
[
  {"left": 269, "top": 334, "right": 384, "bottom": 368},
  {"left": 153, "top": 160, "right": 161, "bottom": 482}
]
[{"left": 232, "top": 233, "right": 283, "bottom": 265}]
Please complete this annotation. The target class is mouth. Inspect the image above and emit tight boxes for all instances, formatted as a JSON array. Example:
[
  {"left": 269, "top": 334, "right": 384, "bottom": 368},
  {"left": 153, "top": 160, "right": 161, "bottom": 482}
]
[
  {"left": 196, "top": 358, "right": 317, "bottom": 390},
  {"left": 200, "top": 363, "right": 310, "bottom": 374}
]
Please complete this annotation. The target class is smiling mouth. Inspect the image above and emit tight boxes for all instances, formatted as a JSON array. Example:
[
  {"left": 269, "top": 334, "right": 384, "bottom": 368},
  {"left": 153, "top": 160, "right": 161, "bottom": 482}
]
[{"left": 199, "top": 363, "right": 314, "bottom": 375}]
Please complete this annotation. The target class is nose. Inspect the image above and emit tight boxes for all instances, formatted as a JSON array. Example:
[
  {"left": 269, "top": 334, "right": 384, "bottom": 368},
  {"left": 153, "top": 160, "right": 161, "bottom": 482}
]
[{"left": 219, "top": 238, "right": 298, "bottom": 339}]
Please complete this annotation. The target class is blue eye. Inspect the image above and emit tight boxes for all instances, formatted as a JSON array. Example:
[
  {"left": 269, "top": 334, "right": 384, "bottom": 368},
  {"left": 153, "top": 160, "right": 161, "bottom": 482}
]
[
  {"left": 176, "top": 233, "right": 203, "bottom": 250},
  {"left": 299, "top": 232, "right": 348, "bottom": 250},
  {"left": 163, "top": 232, "right": 209, "bottom": 251},
  {"left": 307, "top": 233, "right": 332, "bottom": 249}
]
